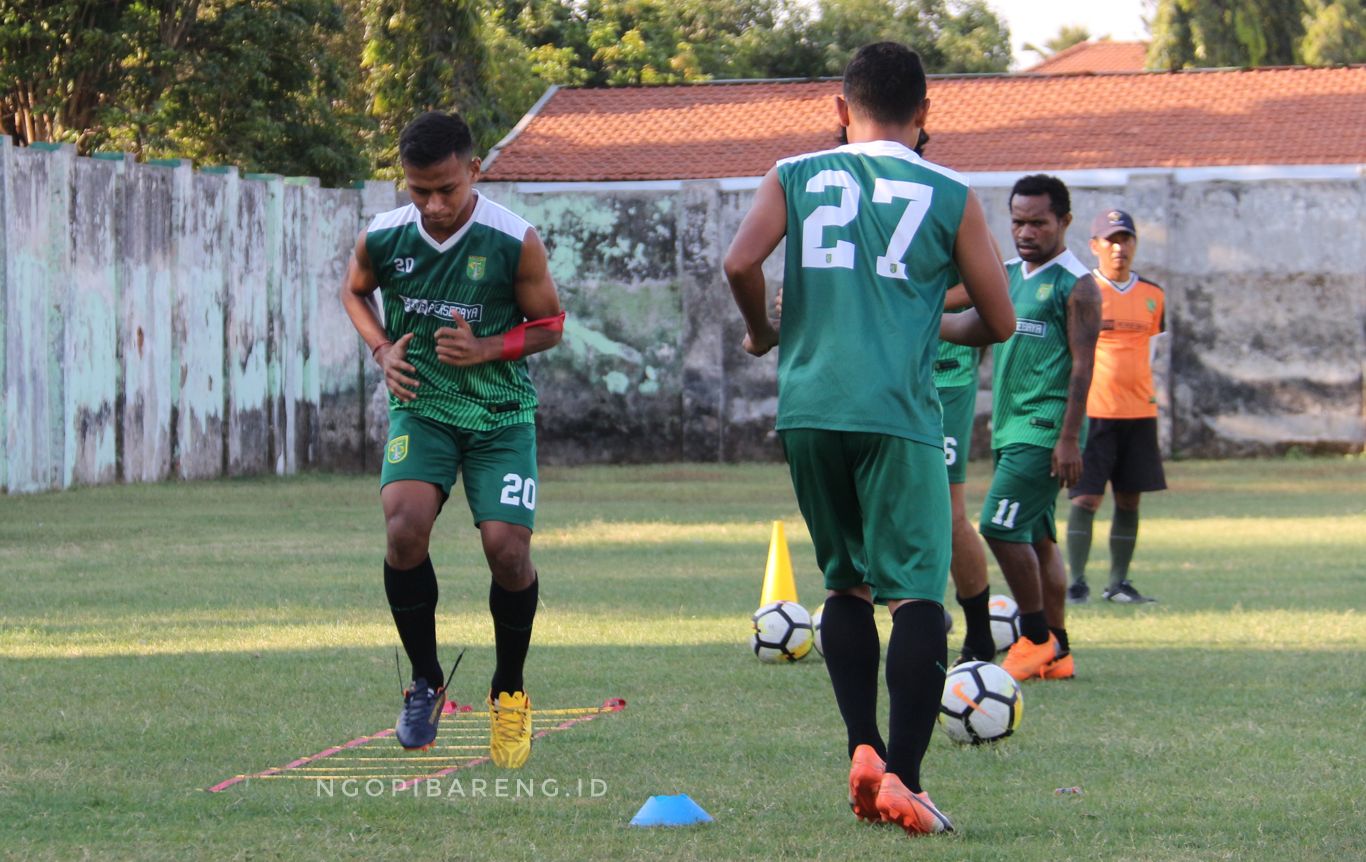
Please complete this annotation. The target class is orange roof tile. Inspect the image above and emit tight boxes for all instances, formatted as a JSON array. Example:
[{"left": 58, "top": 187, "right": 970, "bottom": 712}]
[
  {"left": 482, "top": 66, "right": 1366, "bottom": 182},
  {"left": 1026, "top": 40, "right": 1148, "bottom": 74}
]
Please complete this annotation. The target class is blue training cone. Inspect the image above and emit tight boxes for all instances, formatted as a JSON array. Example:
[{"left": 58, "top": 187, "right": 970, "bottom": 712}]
[{"left": 629, "top": 794, "right": 714, "bottom": 827}]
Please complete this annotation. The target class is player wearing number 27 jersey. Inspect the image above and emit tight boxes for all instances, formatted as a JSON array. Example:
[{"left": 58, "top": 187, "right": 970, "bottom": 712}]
[{"left": 724, "top": 43, "right": 1014, "bottom": 837}]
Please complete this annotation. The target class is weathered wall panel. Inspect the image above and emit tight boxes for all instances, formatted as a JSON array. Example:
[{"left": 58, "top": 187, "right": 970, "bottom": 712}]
[
  {"left": 314, "top": 186, "right": 366, "bottom": 471},
  {"left": 0, "top": 137, "right": 11, "bottom": 491},
  {"left": 117, "top": 160, "right": 175, "bottom": 484},
  {"left": 4, "top": 146, "right": 69, "bottom": 492},
  {"left": 67, "top": 157, "right": 120, "bottom": 486},
  {"left": 278, "top": 181, "right": 309, "bottom": 474},
  {"left": 227, "top": 175, "right": 273, "bottom": 476},
  {"left": 173, "top": 163, "right": 228, "bottom": 479}
]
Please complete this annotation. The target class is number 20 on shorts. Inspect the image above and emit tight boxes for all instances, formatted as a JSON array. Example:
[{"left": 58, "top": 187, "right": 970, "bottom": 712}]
[{"left": 500, "top": 473, "right": 537, "bottom": 510}]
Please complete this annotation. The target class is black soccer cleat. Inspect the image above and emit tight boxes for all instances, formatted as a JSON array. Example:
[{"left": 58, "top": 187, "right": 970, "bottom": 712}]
[
  {"left": 1102, "top": 581, "right": 1157, "bottom": 604},
  {"left": 1067, "top": 581, "right": 1090, "bottom": 604},
  {"left": 395, "top": 678, "right": 446, "bottom": 751}
]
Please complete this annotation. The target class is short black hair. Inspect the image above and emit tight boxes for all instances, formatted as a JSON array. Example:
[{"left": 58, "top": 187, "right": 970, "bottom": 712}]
[
  {"left": 842, "top": 42, "right": 927, "bottom": 126},
  {"left": 399, "top": 112, "right": 475, "bottom": 168},
  {"left": 1010, "top": 174, "right": 1071, "bottom": 219}
]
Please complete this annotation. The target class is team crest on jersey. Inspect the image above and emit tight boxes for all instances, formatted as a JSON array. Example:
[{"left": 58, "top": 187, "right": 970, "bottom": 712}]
[
  {"left": 1146, "top": 298, "right": 1157, "bottom": 313},
  {"left": 1035, "top": 283, "right": 1054, "bottom": 301},
  {"left": 386, "top": 435, "right": 409, "bottom": 464},
  {"left": 466, "top": 256, "right": 487, "bottom": 281}
]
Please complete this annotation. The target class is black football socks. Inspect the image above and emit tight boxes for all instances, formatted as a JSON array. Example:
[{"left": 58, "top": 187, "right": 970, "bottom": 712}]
[
  {"left": 1019, "top": 609, "right": 1049, "bottom": 645},
  {"left": 884, "top": 601, "right": 948, "bottom": 794},
  {"left": 956, "top": 586, "right": 995, "bottom": 660},
  {"left": 820, "top": 595, "right": 887, "bottom": 761},
  {"left": 384, "top": 557, "right": 443, "bottom": 688},
  {"left": 489, "top": 575, "right": 538, "bottom": 697}
]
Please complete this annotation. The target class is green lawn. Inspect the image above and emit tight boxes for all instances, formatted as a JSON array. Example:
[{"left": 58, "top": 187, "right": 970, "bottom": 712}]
[{"left": 1, "top": 458, "right": 1363, "bottom": 861}]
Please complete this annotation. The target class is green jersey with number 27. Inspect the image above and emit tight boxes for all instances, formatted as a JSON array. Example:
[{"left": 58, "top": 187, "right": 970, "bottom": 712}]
[{"left": 774, "top": 141, "right": 970, "bottom": 447}]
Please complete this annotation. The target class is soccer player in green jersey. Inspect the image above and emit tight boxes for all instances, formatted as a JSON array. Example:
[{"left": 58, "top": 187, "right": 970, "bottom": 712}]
[
  {"left": 340, "top": 112, "right": 564, "bottom": 766},
  {"left": 982, "top": 174, "right": 1101, "bottom": 683},
  {"left": 934, "top": 288, "right": 997, "bottom": 665},
  {"left": 725, "top": 43, "right": 1015, "bottom": 836}
]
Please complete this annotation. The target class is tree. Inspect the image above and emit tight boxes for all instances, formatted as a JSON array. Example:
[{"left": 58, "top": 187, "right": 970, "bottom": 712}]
[
  {"left": 1023, "top": 24, "right": 1093, "bottom": 63},
  {"left": 1147, "top": 0, "right": 1304, "bottom": 68},
  {"left": 0, "top": 1, "right": 369, "bottom": 186},
  {"left": 1300, "top": 0, "right": 1366, "bottom": 63}
]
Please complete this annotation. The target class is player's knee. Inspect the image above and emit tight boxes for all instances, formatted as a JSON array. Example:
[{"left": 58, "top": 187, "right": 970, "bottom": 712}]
[
  {"left": 482, "top": 531, "right": 532, "bottom": 584},
  {"left": 1072, "top": 495, "right": 1103, "bottom": 513},
  {"left": 385, "top": 511, "right": 432, "bottom": 563}
]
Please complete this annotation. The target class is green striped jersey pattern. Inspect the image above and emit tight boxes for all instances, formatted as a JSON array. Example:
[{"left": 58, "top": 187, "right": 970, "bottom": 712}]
[
  {"left": 366, "top": 194, "right": 536, "bottom": 430},
  {"left": 990, "top": 249, "right": 1090, "bottom": 450},
  {"left": 774, "top": 140, "right": 970, "bottom": 447},
  {"left": 934, "top": 331, "right": 978, "bottom": 390}
]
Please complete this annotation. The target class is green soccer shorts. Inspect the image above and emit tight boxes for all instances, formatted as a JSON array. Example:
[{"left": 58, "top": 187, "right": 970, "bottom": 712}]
[
  {"left": 938, "top": 383, "right": 976, "bottom": 485},
  {"left": 978, "top": 443, "right": 1060, "bottom": 544},
  {"left": 381, "top": 410, "right": 538, "bottom": 530},
  {"left": 780, "top": 429, "right": 950, "bottom": 605}
]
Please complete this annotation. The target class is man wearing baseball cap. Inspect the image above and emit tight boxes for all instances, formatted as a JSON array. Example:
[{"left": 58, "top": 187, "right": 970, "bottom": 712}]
[{"left": 1066, "top": 209, "right": 1167, "bottom": 604}]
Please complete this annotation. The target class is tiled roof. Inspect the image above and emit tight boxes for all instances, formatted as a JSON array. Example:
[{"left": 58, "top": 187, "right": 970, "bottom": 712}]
[
  {"left": 1025, "top": 40, "right": 1148, "bottom": 73},
  {"left": 482, "top": 66, "right": 1366, "bottom": 182}
]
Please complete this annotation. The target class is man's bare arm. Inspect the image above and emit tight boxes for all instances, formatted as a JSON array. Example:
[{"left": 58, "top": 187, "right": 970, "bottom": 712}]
[
  {"left": 341, "top": 231, "right": 421, "bottom": 401},
  {"left": 941, "top": 191, "right": 1014, "bottom": 346},
  {"left": 723, "top": 168, "right": 787, "bottom": 356},
  {"left": 1053, "top": 274, "right": 1101, "bottom": 485}
]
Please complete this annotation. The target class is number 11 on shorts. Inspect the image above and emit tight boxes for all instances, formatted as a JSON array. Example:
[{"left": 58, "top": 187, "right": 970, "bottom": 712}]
[{"left": 991, "top": 498, "right": 1019, "bottom": 529}]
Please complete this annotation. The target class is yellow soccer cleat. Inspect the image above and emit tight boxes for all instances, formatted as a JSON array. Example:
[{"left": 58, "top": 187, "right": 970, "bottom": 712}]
[{"left": 489, "top": 691, "right": 533, "bottom": 768}]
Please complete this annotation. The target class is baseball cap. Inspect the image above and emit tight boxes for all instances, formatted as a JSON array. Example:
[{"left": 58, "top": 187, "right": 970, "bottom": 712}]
[{"left": 1091, "top": 209, "right": 1136, "bottom": 239}]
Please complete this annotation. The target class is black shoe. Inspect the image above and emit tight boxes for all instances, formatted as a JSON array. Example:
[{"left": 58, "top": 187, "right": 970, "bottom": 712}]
[
  {"left": 1102, "top": 581, "right": 1157, "bottom": 604},
  {"left": 395, "top": 678, "right": 446, "bottom": 750},
  {"left": 953, "top": 643, "right": 996, "bottom": 667},
  {"left": 1067, "top": 582, "right": 1090, "bottom": 604}
]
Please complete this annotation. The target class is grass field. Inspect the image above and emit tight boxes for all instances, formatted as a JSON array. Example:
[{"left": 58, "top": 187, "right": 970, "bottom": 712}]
[{"left": 1, "top": 458, "right": 1363, "bottom": 861}]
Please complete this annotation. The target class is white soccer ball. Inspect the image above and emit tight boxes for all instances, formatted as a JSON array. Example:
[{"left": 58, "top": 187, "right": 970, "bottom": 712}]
[
  {"left": 811, "top": 603, "right": 824, "bottom": 658},
  {"left": 751, "top": 601, "right": 814, "bottom": 663},
  {"left": 939, "top": 660, "right": 1024, "bottom": 745},
  {"left": 989, "top": 593, "right": 1021, "bottom": 653}
]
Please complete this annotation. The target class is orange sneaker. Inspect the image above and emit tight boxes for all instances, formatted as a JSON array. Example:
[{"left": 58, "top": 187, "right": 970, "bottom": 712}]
[
  {"left": 874, "top": 772, "right": 954, "bottom": 835},
  {"left": 848, "top": 744, "right": 885, "bottom": 823},
  {"left": 1041, "top": 651, "right": 1075, "bottom": 680},
  {"left": 1001, "top": 633, "right": 1060, "bottom": 681}
]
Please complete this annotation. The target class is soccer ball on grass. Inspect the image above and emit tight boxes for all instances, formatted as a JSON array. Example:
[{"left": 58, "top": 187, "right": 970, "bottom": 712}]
[
  {"left": 751, "top": 601, "right": 814, "bottom": 663},
  {"left": 939, "top": 659, "right": 1023, "bottom": 744}
]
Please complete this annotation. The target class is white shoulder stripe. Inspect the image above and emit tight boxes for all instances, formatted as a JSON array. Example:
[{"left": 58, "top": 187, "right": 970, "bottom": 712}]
[
  {"left": 1058, "top": 249, "right": 1091, "bottom": 278},
  {"left": 474, "top": 194, "right": 532, "bottom": 240},
  {"left": 776, "top": 146, "right": 845, "bottom": 168},
  {"left": 367, "top": 204, "right": 420, "bottom": 234},
  {"left": 914, "top": 157, "right": 970, "bottom": 188}
]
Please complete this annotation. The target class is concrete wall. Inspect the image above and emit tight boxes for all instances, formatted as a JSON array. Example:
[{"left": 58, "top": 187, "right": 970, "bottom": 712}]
[
  {"left": 2, "top": 141, "right": 1362, "bottom": 492},
  {"left": 0, "top": 140, "right": 393, "bottom": 493},
  {"left": 490, "top": 169, "right": 1366, "bottom": 462}
]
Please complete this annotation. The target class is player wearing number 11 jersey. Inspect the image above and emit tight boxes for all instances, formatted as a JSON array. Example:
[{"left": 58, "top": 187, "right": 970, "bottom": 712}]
[
  {"left": 341, "top": 111, "right": 564, "bottom": 767},
  {"left": 724, "top": 42, "right": 1014, "bottom": 836}
]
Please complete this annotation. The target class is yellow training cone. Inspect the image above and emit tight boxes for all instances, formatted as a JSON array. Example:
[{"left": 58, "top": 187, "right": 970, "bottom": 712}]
[{"left": 759, "top": 520, "right": 799, "bottom": 606}]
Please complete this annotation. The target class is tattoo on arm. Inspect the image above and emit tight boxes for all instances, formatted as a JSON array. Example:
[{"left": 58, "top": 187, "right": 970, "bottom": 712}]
[{"left": 1062, "top": 276, "right": 1102, "bottom": 436}]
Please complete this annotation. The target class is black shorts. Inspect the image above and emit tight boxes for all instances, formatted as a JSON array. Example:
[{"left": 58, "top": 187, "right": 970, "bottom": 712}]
[{"left": 1070, "top": 417, "right": 1167, "bottom": 498}]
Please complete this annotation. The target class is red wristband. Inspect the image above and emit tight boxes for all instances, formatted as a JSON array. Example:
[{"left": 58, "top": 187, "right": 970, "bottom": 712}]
[{"left": 500, "top": 311, "right": 566, "bottom": 361}]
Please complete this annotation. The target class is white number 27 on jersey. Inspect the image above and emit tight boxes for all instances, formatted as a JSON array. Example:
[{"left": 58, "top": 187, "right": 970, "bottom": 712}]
[{"left": 801, "top": 169, "right": 933, "bottom": 279}]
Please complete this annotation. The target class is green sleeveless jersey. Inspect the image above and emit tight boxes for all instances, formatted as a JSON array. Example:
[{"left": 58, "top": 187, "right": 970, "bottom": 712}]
[
  {"left": 774, "top": 141, "right": 970, "bottom": 447},
  {"left": 990, "top": 249, "right": 1090, "bottom": 449},
  {"left": 366, "top": 194, "right": 536, "bottom": 430},
  {"left": 934, "top": 333, "right": 978, "bottom": 390}
]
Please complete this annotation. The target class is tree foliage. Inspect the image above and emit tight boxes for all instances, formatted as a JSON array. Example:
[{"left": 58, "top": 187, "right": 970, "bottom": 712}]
[
  {"left": 2, "top": 0, "right": 1012, "bottom": 183},
  {"left": 0, "top": 1, "right": 368, "bottom": 185},
  {"left": 1023, "top": 24, "right": 1093, "bottom": 63},
  {"left": 1146, "top": 0, "right": 1364, "bottom": 68}
]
